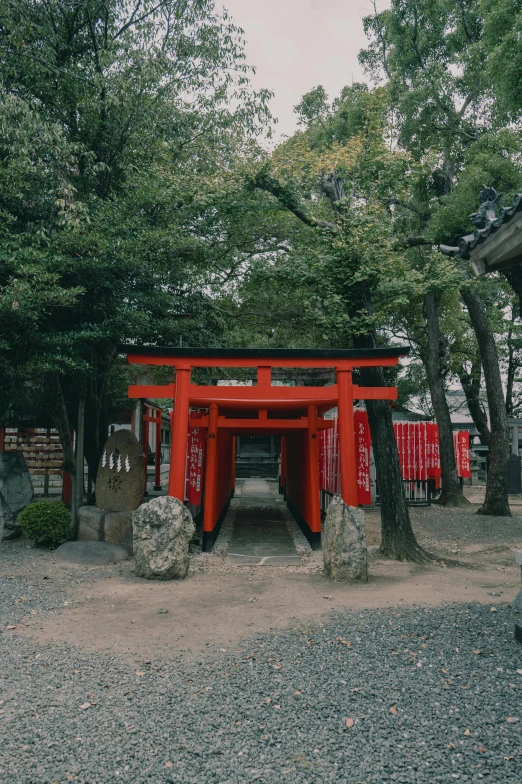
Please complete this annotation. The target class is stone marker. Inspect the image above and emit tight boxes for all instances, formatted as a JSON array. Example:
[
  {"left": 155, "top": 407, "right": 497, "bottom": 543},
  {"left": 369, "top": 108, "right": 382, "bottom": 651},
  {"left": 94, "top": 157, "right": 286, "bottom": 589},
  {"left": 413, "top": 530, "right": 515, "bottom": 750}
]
[
  {"left": 323, "top": 495, "right": 368, "bottom": 582},
  {"left": 78, "top": 506, "right": 134, "bottom": 554},
  {"left": 78, "top": 506, "right": 105, "bottom": 542},
  {"left": 133, "top": 496, "right": 194, "bottom": 580},
  {"left": 95, "top": 429, "right": 145, "bottom": 513},
  {"left": 55, "top": 541, "right": 128, "bottom": 565},
  {"left": 0, "top": 452, "right": 34, "bottom": 540},
  {"left": 104, "top": 511, "right": 133, "bottom": 553}
]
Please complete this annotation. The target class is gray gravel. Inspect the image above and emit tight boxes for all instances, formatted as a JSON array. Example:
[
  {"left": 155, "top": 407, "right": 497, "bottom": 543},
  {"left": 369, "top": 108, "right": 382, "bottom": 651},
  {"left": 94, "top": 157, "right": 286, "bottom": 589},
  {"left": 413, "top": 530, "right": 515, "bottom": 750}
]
[{"left": 2, "top": 575, "right": 522, "bottom": 784}]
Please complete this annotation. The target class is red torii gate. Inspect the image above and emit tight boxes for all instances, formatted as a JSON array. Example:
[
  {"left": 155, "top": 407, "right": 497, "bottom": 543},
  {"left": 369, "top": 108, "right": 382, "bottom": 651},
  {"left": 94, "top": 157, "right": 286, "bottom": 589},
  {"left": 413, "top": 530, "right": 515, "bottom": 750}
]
[{"left": 123, "top": 347, "right": 409, "bottom": 550}]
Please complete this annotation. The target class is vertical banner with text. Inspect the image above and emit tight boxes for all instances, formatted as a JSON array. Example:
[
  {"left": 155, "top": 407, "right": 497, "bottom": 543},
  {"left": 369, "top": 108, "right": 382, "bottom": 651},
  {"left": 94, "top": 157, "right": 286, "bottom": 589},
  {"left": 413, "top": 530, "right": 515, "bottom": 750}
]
[
  {"left": 186, "top": 425, "right": 206, "bottom": 505},
  {"left": 354, "top": 409, "right": 372, "bottom": 505}
]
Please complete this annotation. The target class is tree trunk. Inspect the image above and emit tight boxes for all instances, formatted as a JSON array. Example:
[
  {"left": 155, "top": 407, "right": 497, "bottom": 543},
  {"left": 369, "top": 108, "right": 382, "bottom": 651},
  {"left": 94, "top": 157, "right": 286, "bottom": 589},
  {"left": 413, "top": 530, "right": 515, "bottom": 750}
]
[
  {"left": 74, "top": 391, "right": 86, "bottom": 539},
  {"left": 84, "top": 347, "right": 115, "bottom": 482},
  {"left": 51, "top": 375, "right": 78, "bottom": 534},
  {"left": 502, "top": 266, "right": 522, "bottom": 319},
  {"left": 460, "top": 287, "right": 511, "bottom": 516},
  {"left": 423, "top": 293, "right": 469, "bottom": 506},
  {"left": 459, "top": 358, "right": 490, "bottom": 445},
  {"left": 505, "top": 303, "right": 518, "bottom": 416},
  {"left": 353, "top": 333, "right": 433, "bottom": 562}
]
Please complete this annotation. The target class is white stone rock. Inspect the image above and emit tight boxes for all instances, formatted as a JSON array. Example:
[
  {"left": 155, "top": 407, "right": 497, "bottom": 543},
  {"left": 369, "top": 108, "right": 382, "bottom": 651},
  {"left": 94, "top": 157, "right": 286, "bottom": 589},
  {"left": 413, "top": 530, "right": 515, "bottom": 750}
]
[
  {"left": 132, "top": 496, "right": 194, "bottom": 580},
  {"left": 323, "top": 495, "right": 368, "bottom": 582}
]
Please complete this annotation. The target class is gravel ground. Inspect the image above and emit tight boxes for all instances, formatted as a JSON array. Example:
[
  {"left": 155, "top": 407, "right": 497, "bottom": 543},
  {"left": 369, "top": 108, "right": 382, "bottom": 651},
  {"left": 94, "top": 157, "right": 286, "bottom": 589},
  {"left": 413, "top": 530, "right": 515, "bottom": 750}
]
[{"left": 2, "top": 589, "right": 522, "bottom": 783}]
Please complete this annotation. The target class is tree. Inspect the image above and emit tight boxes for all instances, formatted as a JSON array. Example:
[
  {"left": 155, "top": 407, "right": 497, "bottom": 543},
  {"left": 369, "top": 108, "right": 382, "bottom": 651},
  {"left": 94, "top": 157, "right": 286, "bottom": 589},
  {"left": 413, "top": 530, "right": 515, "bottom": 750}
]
[
  {"left": 0, "top": 0, "right": 274, "bottom": 516},
  {"left": 245, "top": 87, "right": 433, "bottom": 562},
  {"left": 359, "top": 0, "right": 520, "bottom": 515}
]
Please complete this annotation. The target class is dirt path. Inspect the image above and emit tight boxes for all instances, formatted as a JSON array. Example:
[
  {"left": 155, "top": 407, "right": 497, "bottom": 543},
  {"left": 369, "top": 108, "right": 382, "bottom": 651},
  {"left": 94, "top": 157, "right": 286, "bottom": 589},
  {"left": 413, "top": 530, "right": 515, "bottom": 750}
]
[{"left": 1, "top": 503, "right": 519, "bottom": 657}]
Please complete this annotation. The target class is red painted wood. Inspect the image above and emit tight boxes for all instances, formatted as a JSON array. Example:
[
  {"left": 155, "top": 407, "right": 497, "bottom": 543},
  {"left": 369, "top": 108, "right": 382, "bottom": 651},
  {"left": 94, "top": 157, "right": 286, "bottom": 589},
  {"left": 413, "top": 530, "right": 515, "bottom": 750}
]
[
  {"left": 127, "top": 354, "right": 400, "bottom": 369},
  {"left": 307, "top": 405, "right": 321, "bottom": 534},
  {"left": 257, "top": 366, "right": 272, "bottom": 386},
  {"left": 336, "top": 369, "right": 358, "bottom": 506},
  {"left": 62, "top": 472, "right": 72, "bottom": 506},
  {"left": 203, "top": 403, "right": 219, "bottom": 533},
  {"left": 125, "top": 352, "right": 404, "bottom": 537},
  {"left": 285, "top": 431, "right": 308, "bottom": 522},
  {"left": 188, "top": 416, "right": 334, "bottom": 430},
  {"left": 352, "top": 385, "right": 397, "bottom": 400},
  {"left": 231, "top": 436, "right": 236, "bottom": 491},
  {"left": 154, "top": 417, "right": 161, "bottom": 488},
  {"left": 168, "top": 368, "right": 190, "bottom": 501},
  {"left": 142, "top": 405, "right": 149, "bottom": 492},
  {"left": 129, "top": 383, "right": 397, "bottom": 406},
  {"left": 214, "top": 428, "right": 233, "bottom": 527},
  {"left": 280, "top": 436, "right": 286, "bottom": 489}
]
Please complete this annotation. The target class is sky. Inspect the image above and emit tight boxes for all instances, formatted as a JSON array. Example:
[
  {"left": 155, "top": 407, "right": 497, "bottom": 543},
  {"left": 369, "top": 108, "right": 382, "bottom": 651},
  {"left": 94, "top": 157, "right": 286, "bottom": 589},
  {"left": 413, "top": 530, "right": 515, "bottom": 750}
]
[{"left": 222, "top": 0, "right": 390, "bottom": 139}]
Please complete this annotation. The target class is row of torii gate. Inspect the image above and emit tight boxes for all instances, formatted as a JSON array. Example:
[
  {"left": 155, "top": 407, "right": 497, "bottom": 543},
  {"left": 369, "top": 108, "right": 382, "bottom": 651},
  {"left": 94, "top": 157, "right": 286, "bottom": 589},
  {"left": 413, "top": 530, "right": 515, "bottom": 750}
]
[{"left": 124, "top": 347, "right": 408, "bottom": 550}]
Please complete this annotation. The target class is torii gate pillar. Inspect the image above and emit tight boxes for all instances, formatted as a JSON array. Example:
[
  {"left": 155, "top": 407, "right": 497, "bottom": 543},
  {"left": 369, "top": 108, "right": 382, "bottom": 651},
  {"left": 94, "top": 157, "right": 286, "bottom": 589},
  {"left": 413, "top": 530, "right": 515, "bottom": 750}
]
[
  {"left": 337, "top": 368, "right": 359, "bottom": 506},
  {"left": 168, "top": 366, "right": 190, "bottom": 501}
]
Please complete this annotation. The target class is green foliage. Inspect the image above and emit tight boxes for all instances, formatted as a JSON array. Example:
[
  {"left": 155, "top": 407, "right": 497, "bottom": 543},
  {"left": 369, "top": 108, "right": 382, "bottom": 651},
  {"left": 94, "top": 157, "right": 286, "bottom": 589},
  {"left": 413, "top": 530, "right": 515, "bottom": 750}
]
[
  {"left": 0, "top": 0, "right": 277, "bottom": 475},
  {"left": 430, "top": 130, "right": 522, "bottom": 243},
  {"left": 481, "top": 0, "right": 522, "bottom": 120},
  {"left": 19, "top": 501, "right": 71, "bottom": 548}
]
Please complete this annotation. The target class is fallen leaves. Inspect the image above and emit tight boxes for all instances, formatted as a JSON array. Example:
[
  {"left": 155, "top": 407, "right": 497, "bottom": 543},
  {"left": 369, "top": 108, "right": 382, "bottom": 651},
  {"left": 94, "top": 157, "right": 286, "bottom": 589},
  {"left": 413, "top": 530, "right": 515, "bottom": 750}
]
[
  {"left": 79, "top": 703, "right": 91, "bottom": 711},
  {"left": 478, "top": 746, "right": 487, "bottom": 753},
  {"left": 345, "top": 717, "right": 354, "bottom": 728},
  {"left": 157, "top": 608, "right": 169, "bottom": 614},
  {"left": 164, "top": 762, "right": 173, "bottom": 768},
  {"left": 463, "top": 729, "right": 470, "bottom": 736},
  {"left": 390, "top": 705, "right": 397, "bottom": 715},
  {"left": 5, "top": 625, "right": 16, "bottom": 630},
  {"left": 473, "top": 650, "right": 481, "bottom": 655},
  {"left": 323, "top": 595, "right": 333, "bottom": 600},
  {"left": 506, "top": 716, "right": 519, "bottom": 724},
  {"left": 490, "top": 607, "right": 497, "bottom": 613},
  {"left": 337, "top": 637, "right": 351, "bottom": 647},
  {"left": 516, "top": 669, "right": 522, "bottom": 676},
  {"left": 135, "top": 671, "right": 145, "bottom": 677}
]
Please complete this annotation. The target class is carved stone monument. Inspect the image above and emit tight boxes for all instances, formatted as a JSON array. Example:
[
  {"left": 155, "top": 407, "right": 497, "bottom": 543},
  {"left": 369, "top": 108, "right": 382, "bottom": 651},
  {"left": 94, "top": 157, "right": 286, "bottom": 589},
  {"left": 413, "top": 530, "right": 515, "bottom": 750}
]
[
  {"left": 95, "top": 429, "right": 145, "bottom": 512},
  {"left": 133, "top": 496, "right": 194, "bottom": 580},
  {"left": 78, "top": 429, "right": 145, "bottom": 554},
  {"left": 0, "top": 452, "right": 34, "bottom": 540},
  {"left": 323, "top": 495, "right": 368, "bottom": 582}
]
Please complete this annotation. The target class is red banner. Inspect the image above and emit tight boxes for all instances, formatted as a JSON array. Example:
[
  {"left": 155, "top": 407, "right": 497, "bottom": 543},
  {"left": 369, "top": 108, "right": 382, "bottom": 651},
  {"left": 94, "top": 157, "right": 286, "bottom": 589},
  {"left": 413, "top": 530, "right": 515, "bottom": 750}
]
[
  {"left": 354, "top": 410, "right": 372, "bottom": 505},
  {"left": 186, "top": 425, "right": 206, "bottom": 505},
  {"left": 319, "top": 416, "right": 472, "bottom": 500},
  {"left": 454, "top": 430, "right": 471, "bottom": 478}
]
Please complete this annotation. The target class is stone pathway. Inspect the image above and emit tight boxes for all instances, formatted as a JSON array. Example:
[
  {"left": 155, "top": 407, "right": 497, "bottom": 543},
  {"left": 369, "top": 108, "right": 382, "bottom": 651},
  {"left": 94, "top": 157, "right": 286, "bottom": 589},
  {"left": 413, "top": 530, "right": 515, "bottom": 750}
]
[{"left": 226, "top": 479, "right": 302, "bottom": 565}]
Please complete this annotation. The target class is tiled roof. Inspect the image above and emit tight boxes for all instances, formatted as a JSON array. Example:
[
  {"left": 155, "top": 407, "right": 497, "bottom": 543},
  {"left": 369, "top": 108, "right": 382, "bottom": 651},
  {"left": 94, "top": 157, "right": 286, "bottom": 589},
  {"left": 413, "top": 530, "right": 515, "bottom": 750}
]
[{"left": 440, "top": 189, "right": 522, "bottom": 260}]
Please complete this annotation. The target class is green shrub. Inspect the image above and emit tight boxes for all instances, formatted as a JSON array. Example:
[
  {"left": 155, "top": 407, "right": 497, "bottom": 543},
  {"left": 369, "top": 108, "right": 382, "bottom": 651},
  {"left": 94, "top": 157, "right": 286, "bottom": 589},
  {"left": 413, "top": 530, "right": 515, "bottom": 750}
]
[{"left": 18, "top": 500, "right": 71, "bottom": 548}]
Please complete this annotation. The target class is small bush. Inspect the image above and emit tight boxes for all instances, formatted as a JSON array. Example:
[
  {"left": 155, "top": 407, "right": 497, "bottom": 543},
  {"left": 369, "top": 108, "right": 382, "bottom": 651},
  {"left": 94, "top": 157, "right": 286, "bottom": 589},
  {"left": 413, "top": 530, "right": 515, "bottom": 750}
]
[{"left": 18, "top": 500, "right": 71, "bottom": 548}]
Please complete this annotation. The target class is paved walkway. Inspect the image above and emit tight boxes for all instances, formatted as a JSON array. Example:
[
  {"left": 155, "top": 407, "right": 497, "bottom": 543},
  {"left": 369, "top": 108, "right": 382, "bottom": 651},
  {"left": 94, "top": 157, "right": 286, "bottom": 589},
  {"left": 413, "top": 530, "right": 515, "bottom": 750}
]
[{"left": 226, "top": 479, "right": 301, "bottom": 565}]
